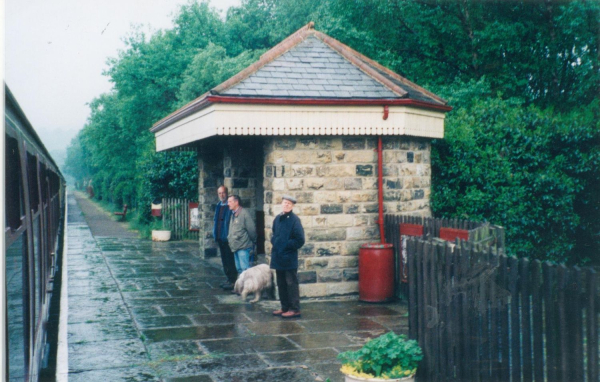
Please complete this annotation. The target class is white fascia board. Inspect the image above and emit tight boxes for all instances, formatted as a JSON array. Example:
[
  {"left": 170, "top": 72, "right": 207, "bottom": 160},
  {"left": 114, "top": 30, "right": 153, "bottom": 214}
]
[
  {"left": 154, "top": 103, "right": 445, "bottom": 151},
  {"left": 155, "top": 105, "right": 217, "bottom": 152}
]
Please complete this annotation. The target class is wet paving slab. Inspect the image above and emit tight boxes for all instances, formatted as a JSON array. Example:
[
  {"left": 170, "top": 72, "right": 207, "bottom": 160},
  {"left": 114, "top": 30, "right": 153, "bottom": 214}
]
[
  {"left": 200, "top": 335, "right": 300, "bottom": 354},
  {"left": 65, "top": 191, "right": 409, "bottom": 381},
  {"left": 142, "top": 324, "right": 252, "bottom": 342},
  {"left": 68, "top": 339, "right": 148, "bottom": 371}
]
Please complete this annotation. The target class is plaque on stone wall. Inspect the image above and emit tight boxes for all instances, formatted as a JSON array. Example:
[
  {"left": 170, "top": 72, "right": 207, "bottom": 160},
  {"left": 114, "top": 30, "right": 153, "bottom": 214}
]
[{"left": 189, "top": 203, "right": 200, "bottom": 231}]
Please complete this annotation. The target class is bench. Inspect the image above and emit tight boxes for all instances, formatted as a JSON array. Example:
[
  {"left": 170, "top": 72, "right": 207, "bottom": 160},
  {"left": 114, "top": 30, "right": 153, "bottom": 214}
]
[{"left": 114, "top": 204, "right": 128, "bottom": 221}]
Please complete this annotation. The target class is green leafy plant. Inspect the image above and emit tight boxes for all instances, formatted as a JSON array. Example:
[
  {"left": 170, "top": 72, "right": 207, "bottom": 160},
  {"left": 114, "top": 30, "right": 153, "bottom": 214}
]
[
  {"left": 338, "top": 332, "right": 423, "bottom": 379},
  {"left": 150, "top": 213, "right": 173, "bottom": 231}
]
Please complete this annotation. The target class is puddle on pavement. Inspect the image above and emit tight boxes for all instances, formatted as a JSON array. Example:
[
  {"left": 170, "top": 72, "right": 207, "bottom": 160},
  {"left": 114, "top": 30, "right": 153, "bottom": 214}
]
[
  {"left": 142, "top": 324, "right": 250, "bottom": 342},
  {"left": 300, "top": 317, "right": 387, "bottom": 333},
  {"left": 146, "top": 340, "right": 205, "bottom": 359},
  {"left": 261, "top": 348, "right": 339, "bottom": 366},
  {"left": 243, "top": 321, "right": 305, "bottom": 335},
  {"left": 135, "top": 315, "right": 194, "bottom": 329},
  {"left": 156, "top": 354, "right": 266, "bottom": 377},
  {"left": 286, "top": 332, "right": 357, "bottom": 348},
  {"left": 200, "top": 335, "right": 298, "bottom": 355}
]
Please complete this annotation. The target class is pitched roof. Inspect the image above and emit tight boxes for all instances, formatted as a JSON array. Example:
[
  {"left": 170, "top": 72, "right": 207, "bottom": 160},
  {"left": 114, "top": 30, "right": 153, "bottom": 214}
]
[
  {"left": 152, "top": 22, "right": 450, "bottom": 133},
  {"left": 220, "top": 36, "right": 399, "bottom": 99}
]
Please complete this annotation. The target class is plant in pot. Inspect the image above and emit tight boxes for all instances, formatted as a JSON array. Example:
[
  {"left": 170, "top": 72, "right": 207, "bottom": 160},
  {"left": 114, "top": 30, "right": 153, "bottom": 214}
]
[
  {"left": 338, "top": 332, "right": 423, "bottom": 382},
  {"left": 151, "top": 215, "right": 172, "bottom": 242}
]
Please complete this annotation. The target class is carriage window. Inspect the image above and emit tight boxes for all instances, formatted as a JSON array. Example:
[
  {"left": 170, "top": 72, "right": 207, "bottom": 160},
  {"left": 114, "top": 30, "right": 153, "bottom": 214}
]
[
  {"left": 5, "top": 135, "right": 24, "bottom": 230},
  {"left": 49, "top": 170, "right": 58, "bottom": 198},
  {"left": 40, "top": 163, "right": 48, "bottom": 205},
  {"left": 27, "top": 153, "right": 39, "bottom": 213}
]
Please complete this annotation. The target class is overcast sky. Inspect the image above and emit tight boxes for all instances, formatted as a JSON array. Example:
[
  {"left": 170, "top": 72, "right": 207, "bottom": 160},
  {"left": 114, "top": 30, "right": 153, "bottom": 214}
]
[{"left": 5, "top": 0, "right": 241, "bottom": 153}]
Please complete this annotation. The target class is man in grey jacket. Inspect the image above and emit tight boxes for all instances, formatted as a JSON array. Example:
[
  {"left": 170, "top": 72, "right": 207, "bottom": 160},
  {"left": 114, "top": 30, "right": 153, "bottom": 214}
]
[{"left": 227, "top": 195, "right": 257, "bottom": 274}]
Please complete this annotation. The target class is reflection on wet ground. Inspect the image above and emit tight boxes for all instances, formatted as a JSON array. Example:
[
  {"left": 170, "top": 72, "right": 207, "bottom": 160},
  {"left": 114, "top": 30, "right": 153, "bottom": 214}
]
[{"left": 61, "top": 192, "right": 408, "bottom": 381}]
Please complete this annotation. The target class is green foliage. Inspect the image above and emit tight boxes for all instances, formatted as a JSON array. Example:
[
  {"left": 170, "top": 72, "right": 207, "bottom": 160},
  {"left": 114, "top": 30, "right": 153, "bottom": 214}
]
[
  {"left": 431, "top": 81, "right": 600, "bottom": 264},
  {"left": 177, "top": 43, "right": 264, "bottom": 105},
  {"left": 313, "top": 0, "right": 599, "bottom": 110},
  {"left": 338, "top": 332, "right": 423, "bottom": 378},
  {"left": 135, "top": 151, "right": 199, "bottom": 223}
]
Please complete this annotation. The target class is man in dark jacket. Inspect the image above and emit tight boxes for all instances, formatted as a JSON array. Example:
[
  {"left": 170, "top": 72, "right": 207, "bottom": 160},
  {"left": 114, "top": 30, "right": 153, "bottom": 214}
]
[
  {"left": 270, "top": 195, "right": 305, "bottom": 318},
  {"left": 213, "top": 186, "right": 236, "bottom": 290}
]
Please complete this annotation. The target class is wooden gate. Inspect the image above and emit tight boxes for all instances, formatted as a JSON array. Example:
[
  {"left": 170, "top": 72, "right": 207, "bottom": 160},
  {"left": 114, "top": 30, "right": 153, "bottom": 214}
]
[{"left": 161, "top": 198, "right": 200, "bottom": 241}]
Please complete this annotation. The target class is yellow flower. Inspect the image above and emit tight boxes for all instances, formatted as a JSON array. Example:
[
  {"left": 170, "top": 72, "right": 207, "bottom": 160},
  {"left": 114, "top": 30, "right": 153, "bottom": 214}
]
[{"left": 340, "top": 364, "right": 375, "bottom": 379}]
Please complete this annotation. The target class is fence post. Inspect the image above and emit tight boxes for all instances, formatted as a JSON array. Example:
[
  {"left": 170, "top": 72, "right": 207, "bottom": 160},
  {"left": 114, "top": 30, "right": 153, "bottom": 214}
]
[
  {"left": 520, "top": 259, "right": 532, "bottom": 382},
  {"left": 543, "top": 262, "right": 558, "bottom": 382},
  {"left": 586, "top": 269, "right": 598, "bottom": 382},
  {"left": 557, "top": 265, "right": 569, "bottom": 381},
  {"left": 443, "top": 242, "right": 454, "bottom": 381},
  {"left": 508, "top": 256, "right": 521, "bottom": 382},
  {"left": 408, "top": 237, "right": 418, "bottom": 341},
  {"left": 570, "top": 267, "right": 583, "bottom": 382},
  {"left": 531, "top": 260, "right": 544, "bottom": 382}
]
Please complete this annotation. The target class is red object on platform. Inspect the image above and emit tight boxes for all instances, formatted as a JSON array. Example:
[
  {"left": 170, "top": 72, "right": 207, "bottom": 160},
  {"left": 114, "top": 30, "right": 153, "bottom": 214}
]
[
  {"left": 151, "top": 202, "right": 162, "bottom": 217},
  {"left": 439, "top": 227, "right": 469, "bottom": 242},
  {"left": 399, "top": 223, "right": 424, "bottom": 237},
  {"left": 359, "top": 243, "right": 395, "bottom": 302}
]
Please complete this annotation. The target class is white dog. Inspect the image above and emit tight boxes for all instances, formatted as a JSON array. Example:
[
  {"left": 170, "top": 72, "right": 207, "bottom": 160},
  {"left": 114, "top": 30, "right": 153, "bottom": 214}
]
[{"left": 234, "top": 264, "right": 272, "bottom": 303}]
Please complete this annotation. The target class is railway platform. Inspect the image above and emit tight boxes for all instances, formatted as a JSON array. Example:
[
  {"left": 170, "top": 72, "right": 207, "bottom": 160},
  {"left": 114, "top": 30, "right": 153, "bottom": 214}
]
[{"left": 57, "top": 191, "right": 408, "bottom": 381}]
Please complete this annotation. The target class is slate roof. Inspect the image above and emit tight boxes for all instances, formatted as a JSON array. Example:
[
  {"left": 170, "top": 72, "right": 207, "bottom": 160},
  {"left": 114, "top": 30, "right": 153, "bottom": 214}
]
[
  {"left": 221, "top": 36, "right": 399, "bottom": 99},
  {"left": 152, "top": 22, "right": 450, "bottom": 133}
]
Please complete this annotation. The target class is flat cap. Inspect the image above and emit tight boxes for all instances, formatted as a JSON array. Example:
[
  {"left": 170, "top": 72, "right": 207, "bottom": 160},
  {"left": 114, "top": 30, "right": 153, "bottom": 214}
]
[{"left": 282, "top": 195, "right": 297, "bottom": 204}]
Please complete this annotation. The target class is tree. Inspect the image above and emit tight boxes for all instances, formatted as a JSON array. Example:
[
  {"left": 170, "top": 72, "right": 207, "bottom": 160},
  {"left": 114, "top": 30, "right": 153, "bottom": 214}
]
[{"left": 431, "top": 80, "right": 600, "bottom": 264}]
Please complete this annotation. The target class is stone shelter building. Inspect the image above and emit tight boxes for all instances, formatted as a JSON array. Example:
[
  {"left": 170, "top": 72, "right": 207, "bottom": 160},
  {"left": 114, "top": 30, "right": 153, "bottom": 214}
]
[{"left": 151, "top": 22, "right": 451, "bottom": 297}]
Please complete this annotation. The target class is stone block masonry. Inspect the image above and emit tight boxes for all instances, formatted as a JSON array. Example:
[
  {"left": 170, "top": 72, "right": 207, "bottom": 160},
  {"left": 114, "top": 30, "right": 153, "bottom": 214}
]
[
  {"left": 264, "top": 136, "right": 432, "bottom": 297},
  {"left": 196, "top": 137, "right": 263, "bottom": 259}
]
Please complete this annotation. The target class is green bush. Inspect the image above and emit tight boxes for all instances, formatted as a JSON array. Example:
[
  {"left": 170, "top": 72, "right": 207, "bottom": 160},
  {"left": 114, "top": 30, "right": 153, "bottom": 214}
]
[
  {"left": 136, "top": 151, "right": 199, "bottom": 224},
  {"left": 431, "top": 81, "right": 600, "bottom": 265}
]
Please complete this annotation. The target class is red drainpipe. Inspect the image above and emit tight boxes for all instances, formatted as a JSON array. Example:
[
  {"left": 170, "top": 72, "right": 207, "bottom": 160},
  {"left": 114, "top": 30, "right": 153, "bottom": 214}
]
[{"left": 377, "top": 136, "right": 385, "bottom": 243}]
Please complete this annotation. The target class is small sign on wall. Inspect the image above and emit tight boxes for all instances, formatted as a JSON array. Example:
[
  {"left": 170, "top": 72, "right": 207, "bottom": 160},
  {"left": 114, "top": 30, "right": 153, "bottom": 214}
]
[{"left": 189, "top": 202, "right": 200, "bottom": 231}]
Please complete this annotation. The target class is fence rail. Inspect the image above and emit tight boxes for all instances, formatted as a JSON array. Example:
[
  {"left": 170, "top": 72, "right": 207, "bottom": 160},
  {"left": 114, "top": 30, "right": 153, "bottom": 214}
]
[
  {"left": 407, "top": 237, "right": 599, "bottom": 382},
  {"left": 161, "top": 198, "right": 199, "bottom": 241},
  {"left": 384, "top": 215, "right": 504, "bottom": 300}
]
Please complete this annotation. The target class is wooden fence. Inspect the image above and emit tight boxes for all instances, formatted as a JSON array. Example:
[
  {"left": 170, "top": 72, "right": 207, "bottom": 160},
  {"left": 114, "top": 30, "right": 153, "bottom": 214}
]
[
  {"left": 406, "top": 237, "right": 599, "bottom": 382},
  {"left": 161, "top": 198, "right": 199, "bottom": 241},
  {"left": 384, "top": 215, "right": 504, "bottom": 300}
]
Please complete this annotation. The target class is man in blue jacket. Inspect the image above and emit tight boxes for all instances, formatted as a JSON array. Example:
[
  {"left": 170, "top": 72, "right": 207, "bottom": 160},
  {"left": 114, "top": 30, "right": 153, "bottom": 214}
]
[
  {"left": 213, "top": 186, "right": 236, "bottom": 290},
  {"left": 270, "top": 195, "right": 305, "bottom": 318}
]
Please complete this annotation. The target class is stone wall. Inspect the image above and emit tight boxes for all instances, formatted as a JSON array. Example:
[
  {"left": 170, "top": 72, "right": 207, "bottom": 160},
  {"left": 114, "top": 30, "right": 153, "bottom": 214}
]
[
  {"left": 223, "top": 138, "right": 263, "bottom": 219},
  {"left": 263, "top": 136, "right": 431, "bottom": 297},
  {"left": 197, "top": 142, "right": 224, "bottom": 259},
  {"left": 197, "top": 138, "right": 263, "bottom": 259}
]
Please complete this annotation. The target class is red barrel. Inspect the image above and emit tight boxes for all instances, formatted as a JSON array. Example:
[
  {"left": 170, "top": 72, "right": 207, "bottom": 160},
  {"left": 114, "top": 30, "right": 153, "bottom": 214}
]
[{"left": 359, "top": 243, "right": 395, "bottom": 302}]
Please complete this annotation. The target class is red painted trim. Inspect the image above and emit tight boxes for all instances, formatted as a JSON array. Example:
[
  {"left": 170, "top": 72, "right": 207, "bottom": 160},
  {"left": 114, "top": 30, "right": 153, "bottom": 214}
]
[
  {"left": 439, "top": 227, "right": 469, "bottom": 242},
  {"left": 377, "top": 136, "right": 385, "bottom": 244},
  {"left": 400, "top": 223, "right": 424, "bottom": 237},
  {"left": 206, "top": 95, "right": 453, "bottom": 111},
  {"left": 383, "top": 105, "right": 389, "bottom": 120}
]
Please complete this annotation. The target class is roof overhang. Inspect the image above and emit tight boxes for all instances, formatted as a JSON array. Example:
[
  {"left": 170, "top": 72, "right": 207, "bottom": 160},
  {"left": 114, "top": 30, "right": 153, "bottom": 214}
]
[
  {"left": 151, "top": 95, "right": 452, "bottom": 135},
  {"left": 151, "top": 22, "right": 453, "bottom": 152},
  {"left": 153, "top": 100, "right": 447, "bottom": 152}
]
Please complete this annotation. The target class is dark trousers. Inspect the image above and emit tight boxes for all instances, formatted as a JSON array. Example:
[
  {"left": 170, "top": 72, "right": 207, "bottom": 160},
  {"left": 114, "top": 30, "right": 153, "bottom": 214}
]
[
  {"left": 276, "top": 269, "right": 300, "bottom": 312},
  {"left": 217, "top": 241, "right": 237, "bottom": 283}
]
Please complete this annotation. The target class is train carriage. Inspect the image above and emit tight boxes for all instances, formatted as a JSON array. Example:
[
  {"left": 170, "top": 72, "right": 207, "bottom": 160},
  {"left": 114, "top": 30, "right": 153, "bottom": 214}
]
[{"left": 5, "top": 84, "right": 66, "bottom": 381}]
